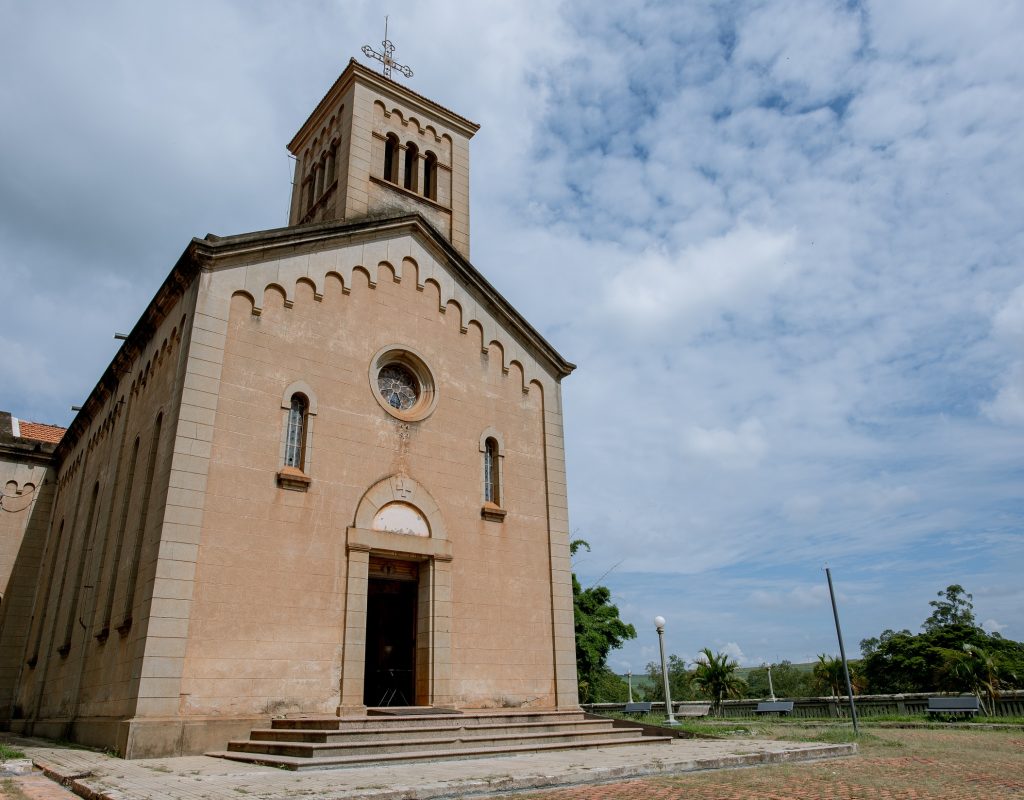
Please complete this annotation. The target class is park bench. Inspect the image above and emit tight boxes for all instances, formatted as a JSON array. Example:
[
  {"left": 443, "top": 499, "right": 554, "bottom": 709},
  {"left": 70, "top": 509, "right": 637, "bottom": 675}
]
[
  {"left": 756, "top": 700, "right": 795, "bottom": 716},
  {"left": 676, "top": 703, "right": 712, "bottom": 718},
  {"left": 623, "top": 702, "right": 653, "bottom": 715},
  {"left": 927, "top": 696, "right": 980, "bottom": 718}
]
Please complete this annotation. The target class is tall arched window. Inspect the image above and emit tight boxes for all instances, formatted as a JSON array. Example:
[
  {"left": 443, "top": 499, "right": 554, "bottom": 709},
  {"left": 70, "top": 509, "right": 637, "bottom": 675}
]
[
  {"left": 284, "top": 394, "right": 308, "bottom": 470},
  {"left": 404, "top": 142, "right": 419, "bottom": 191},
  {"left": 325, "top": 141, "right": 337, "bottom": 186},
  {"left": 483, "top": 437, "right": 499, "bottom": 505},
  {"left": 383, "top": 134, "right": 400, "bottom": 183},
  {"left": 304, "top": 174, "right": 315, "bottom": 213},
  {"left": 315, "top": 158, "right": 325, "bottom": 199},
  {"left": 423, "top": 151, "right": 438, "bottom": 200}
]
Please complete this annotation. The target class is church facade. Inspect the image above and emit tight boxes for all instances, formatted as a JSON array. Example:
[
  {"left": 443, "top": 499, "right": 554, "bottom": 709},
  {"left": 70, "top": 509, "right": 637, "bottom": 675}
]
[{"left": 0, "top": 59, "right": 578, "bottom": 758}]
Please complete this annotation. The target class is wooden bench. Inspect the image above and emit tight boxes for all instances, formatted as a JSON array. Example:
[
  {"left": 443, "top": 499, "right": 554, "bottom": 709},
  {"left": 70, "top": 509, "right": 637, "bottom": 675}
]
[
  {"left": 756, "top": 701, "right": 795, "bottom": 716},
  {"left": 623, "top": 702, "right": 653, "bottom": 715},
  {"left": 927, "top": 696, "right": 980, "bottom": 718},
  {"left": 676, "top": 703, "right": 712, "bottom": 718}
]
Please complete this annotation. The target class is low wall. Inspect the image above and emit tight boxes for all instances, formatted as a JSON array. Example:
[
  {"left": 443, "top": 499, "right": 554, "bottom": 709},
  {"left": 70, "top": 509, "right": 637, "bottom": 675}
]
[{"left": 584, "top": 690, "right": 1024, "bottom": 719}]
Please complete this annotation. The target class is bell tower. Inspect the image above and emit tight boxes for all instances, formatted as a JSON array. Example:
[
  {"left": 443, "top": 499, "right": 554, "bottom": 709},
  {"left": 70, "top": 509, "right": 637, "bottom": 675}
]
[{"left": 287, "top": 59, "right": 479, "bottom": 258}]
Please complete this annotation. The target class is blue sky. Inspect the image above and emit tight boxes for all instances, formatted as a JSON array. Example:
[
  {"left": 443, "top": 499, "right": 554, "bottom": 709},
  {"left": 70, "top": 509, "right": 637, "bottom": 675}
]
[{"left": 1, "top": 0, "right": 1021, "bottom": 671}]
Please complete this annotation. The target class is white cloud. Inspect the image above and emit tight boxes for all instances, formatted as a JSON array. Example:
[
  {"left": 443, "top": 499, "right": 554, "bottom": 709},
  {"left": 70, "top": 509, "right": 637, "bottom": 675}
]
[
  {"left": 604, "top": 224, "right": 797, "bottom": 335},
  {"left": 984, "top": 363, "right": 1024, "bottom": 425},
  {"left": 684, "top": 418, "right": 768, "bottom": 470},
  {"left": 983, "top": 619, "right": 1007, "bottom": 633},
  {"left": 750, "top": 585, "right": 832, "bottom": 611}
]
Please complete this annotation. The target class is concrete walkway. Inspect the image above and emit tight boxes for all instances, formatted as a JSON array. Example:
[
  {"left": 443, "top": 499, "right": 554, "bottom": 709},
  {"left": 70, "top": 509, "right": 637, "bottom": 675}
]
[{"left": 10, "top": 736, "right": 854, "bottom": 800}]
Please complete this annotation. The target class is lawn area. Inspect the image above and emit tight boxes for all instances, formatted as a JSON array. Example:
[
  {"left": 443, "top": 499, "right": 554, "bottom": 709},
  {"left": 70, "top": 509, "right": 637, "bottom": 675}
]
[{"left": 515, "top": 725, "right": 1024, "bottom": 799}]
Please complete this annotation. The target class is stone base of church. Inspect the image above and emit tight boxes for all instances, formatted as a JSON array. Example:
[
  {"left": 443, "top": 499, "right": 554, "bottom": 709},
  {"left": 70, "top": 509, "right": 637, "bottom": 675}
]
[{"left": 11, "top": 715, "right": 272, "bottom": 759}]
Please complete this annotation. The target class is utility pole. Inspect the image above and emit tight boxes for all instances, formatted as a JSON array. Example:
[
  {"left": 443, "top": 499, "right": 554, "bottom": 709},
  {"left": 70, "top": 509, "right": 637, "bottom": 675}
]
[{"left": 825, "top": 567, "right": 859, "bottom": 735}]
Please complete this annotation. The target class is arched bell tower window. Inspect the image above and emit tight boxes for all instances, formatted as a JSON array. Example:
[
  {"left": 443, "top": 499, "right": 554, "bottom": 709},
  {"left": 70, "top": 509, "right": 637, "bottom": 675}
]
[
  {"left": 404, "top": 142, "right": 419, "bottom": 192},
  {"left": 284, "top": 394, "right": 308, "bottom": 469},
  {"left": 423, "top": 151, "right": 438, "bottom": 200},
  {"left": 479, "top": 429, "right": 507, "bottom": 521},
  {"left": 383, "top": 133, "right": 400, "bottom": 184}
]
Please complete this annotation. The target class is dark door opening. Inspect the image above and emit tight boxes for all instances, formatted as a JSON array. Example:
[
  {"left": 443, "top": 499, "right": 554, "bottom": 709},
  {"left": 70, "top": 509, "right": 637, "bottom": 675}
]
[{"left": 364, "top": 559, "right": 418, "bottom": 707}]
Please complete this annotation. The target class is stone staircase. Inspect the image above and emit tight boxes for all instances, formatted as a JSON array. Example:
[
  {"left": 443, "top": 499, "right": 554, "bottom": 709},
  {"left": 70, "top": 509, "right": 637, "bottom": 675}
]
[{"left": 208, "top": 709, "right": 672, "bottom": 770}]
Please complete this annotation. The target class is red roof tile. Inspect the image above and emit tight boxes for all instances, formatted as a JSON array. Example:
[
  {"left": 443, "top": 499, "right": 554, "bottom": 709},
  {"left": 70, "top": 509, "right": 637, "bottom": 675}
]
[{"left": 18, "top": 421, "right": 66, "bottom": 444}]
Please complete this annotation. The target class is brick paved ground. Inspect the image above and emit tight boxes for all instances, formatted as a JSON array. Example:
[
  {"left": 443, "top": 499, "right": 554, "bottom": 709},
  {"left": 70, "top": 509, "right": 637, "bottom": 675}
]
[
  {"left": 3, "top": 727, "right": 1020, "bottom": 799},
  {"left": 514, "top": 728, "right": 1024, "bottom": 800}
]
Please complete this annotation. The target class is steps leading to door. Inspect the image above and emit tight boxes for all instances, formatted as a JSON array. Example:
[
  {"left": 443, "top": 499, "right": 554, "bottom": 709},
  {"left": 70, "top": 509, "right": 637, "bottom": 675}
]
[{"left": 208, "top": 709, "right": 672, "bottom": 770}]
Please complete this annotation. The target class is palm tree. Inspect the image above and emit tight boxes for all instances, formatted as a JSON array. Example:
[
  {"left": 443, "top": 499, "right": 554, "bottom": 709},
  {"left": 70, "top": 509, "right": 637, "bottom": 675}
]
[
  {"left": 955, "top": 644, "right": 1015, "bottom": 715},
  {"left": 813, "top": 654, "right": 845, "bottom": 697},
  {"left": 692, "top": 648, "right": 746, "bottom": 716}
]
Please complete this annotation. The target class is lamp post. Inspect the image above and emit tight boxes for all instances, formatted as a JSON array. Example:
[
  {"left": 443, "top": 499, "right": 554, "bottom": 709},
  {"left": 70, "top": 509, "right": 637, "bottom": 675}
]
[
  {"left": 654, "top": 616, "right": 679, "bottom": 726},
  {"left": 767, "top": 664, "right": 776, "bottom": 702},
  {"left": 626, "top": 668, "right": 633, "bottom": 703}
]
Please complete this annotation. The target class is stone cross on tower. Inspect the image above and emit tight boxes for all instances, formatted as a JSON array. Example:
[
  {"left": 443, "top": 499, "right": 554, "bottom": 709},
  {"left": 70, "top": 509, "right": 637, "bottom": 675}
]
[{"left": 362, "top": 17, "right": 414, "bottom": 80}]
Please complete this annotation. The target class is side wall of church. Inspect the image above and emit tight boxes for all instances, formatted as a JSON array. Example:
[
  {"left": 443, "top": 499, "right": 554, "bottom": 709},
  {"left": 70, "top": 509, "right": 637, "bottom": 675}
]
[
  {"left": 10, "top": 290, "right": 196, "bottom": 751},
  {"left": 0, "top": 452, "right": 57, "bottom": 721},
  {"left": 170, "top": 231, "right": 571, "bottom": 722}
]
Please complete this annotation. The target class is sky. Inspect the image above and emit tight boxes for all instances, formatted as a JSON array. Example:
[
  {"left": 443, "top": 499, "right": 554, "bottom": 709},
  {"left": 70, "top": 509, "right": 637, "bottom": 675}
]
[{"left": 1, "top": 0, "right": 1022, "bottom": 672}]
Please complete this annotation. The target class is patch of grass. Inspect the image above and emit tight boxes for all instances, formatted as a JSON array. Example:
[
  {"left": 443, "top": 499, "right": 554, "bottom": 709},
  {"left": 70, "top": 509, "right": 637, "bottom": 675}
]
[{"left": 0, "top": 743, "right": 27, "bottom": 761}]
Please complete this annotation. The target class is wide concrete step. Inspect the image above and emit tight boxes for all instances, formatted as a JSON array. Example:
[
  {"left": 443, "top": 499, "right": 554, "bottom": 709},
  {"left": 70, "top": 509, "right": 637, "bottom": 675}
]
[
  {"left": 270, "top": 710, "right": 585, "bottom": 731},
  {"left": 249, "top": 719, "right": 617, "bottom": 743},
  {"left": 211, "top": 733, "right": 672, "bottom": 770},
  {"left": 228, "top": 727, "right": 637, "bottom": 758}
]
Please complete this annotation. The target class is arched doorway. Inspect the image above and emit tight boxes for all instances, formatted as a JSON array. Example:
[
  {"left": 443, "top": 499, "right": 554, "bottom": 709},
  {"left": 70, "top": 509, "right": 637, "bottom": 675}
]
[{"left": 339, "top": 475, "right": 453, "bottom": 715}]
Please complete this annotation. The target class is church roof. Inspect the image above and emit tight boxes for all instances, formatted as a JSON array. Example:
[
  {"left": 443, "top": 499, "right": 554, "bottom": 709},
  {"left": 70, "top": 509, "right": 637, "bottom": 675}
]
[
  {"left": 16, "top": 420, "right": 66, "bottom": 444},
  {"left": 0, "top": 411, "right": 64, "bottom": 461}
]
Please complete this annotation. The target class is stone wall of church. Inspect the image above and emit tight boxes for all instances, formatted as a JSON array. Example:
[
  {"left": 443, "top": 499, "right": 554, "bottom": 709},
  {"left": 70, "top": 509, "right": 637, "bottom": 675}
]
[
  {"left": 9, "top": 290, "right": 195, "bottom": 748},
  {"left": 174, "top": 236, "right": 563, "bottom": 719},
  {"left": 0, "top": 448, "right": 56, "bottom": 722}
]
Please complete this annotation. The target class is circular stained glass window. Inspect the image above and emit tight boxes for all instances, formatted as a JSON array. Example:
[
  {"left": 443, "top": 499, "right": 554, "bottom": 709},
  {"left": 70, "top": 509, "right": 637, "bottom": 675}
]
[{"left": 377, "top": 364, "right": 419, "bottom": 411}]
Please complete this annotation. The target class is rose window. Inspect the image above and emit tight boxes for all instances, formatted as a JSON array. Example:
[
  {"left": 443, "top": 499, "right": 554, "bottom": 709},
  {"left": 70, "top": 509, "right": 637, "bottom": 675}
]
[{"left": 377, "top": 364, "right": 419, "bottom": 411}]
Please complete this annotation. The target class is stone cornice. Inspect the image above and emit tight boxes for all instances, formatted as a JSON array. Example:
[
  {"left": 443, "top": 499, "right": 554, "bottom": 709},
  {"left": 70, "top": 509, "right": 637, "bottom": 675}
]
[{"left": 196, "top": 213, "right": 576, "bottom": 378}]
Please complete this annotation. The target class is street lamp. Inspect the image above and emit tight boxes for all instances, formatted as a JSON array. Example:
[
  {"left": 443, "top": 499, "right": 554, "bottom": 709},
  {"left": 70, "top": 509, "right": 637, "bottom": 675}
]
[
  {"left": 767, "top": 664, "right": 776, "bottom": 702},
  {"left": 654, "top": 615, "right": 679, "bottom": 726},
  {"left": 625, "top": 665, "right": 633, "bottom": 703}
]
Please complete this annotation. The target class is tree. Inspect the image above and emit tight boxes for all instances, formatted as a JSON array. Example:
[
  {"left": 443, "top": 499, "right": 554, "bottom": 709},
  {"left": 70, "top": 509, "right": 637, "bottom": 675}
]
[
  {"left": 744, "top": 661, "right": 814, "bottom": 699},
  {"left": 923, "top": 584, "right": 977, "bottom": 632},
  {"left": 692, "top": 648, "right": 746, "bottom": 715},
  {"left": 644, "top": 654, "right": 694, "bottom": 701},
  {"left": 859, "top": 585, "right": 1024, "bottom": 695},
  {"left": 812, "top": 654, "right": 856, "bottom": 697},
  {"left": 571, "top": 540, "right": 637, "bottom": 702},
  {"left": 953, "top": 645, "right": 1018, "bottom": 715}
]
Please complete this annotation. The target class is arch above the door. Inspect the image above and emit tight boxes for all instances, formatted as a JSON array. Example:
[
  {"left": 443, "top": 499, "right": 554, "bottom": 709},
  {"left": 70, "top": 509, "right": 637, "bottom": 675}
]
[{"left": 353, "top": 474, "right": 447, "bottom": 541}]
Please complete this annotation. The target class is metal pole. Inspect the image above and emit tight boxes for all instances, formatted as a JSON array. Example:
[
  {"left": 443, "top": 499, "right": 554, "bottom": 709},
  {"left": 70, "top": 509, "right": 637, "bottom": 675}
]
[
  {"left": 627, "top": 670, "right": 633, "bottom": 703},
  {"left": 825, "top": 567, "right": 859, "bottom": 735},
  {"left": 655, "top": 617, "right": 679, "bottom": 726},
  {"left": 767, "top": 664, "right": 776, "bottom": 702}
]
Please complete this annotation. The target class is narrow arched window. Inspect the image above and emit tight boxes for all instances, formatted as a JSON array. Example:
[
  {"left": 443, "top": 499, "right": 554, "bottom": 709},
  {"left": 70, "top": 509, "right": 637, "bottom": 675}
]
[
  {"left": 325, "top": 141, "right": 337, "bottom": 186},
  {"left": 285, "top": 394, "right": 308, "bottom": 469},
  {"left": 383, "top": 134, "right": 399, "bottom": 183},
  {"left": 483, "top": 437, "right": 499, "bottom": 504},
  {"left": 423, "top": 151, "right": 438, "bottom": 200},
  {"left": 404, "top": 142, "right": 419, "bottom": 191},
  {"left": 304, "top": 174, "right": 315, "bottom": 213},
  {"left": 315, "top": 158, "right": 325, "bottom": 199}
]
